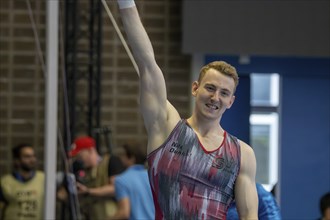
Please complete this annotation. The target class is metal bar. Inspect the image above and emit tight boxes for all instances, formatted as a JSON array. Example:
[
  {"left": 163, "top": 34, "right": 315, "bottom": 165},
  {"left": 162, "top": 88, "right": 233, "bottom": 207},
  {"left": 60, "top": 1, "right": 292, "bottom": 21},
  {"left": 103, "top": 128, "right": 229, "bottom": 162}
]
[
  {"left": 44, "top": 0, "right": 59, "bottom": 218},
  {"left": 95, "top": 0, "right": 103, "bottom": 151},
  {"left": 88, "top": 0, "right": 95, "bottom": 137}
]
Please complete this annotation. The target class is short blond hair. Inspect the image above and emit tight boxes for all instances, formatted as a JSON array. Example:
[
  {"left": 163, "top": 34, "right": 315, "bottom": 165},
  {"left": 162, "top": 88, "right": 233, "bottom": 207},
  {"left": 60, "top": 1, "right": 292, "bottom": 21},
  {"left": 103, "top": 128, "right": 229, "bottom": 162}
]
[{"left": 198, "top": 61, "right": 239, "bottom": 88}]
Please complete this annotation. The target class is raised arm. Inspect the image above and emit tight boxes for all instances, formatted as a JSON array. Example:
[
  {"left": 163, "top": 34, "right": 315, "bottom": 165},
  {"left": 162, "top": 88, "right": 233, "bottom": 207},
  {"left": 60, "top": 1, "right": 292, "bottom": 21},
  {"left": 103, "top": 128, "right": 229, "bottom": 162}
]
[
  {"left": 116, "top": 0, "right": 180, "bottom": 152},
  {"left": 235, "top": 141, "right": 259, "bottom": 220}
]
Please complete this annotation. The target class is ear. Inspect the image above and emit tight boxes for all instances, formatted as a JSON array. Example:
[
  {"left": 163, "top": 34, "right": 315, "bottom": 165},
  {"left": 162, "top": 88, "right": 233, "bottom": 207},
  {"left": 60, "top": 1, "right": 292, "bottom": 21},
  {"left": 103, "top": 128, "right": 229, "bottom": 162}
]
[
  {"left": 191, "top": 81, "right": 199, "bottom": 97},
  {"left": 226, "top": 95, "right": 236, "bottom": 109}
]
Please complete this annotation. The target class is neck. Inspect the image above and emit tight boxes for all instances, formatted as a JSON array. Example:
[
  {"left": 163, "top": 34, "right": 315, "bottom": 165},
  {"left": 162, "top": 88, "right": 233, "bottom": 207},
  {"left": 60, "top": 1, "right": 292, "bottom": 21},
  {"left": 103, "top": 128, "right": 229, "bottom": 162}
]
[
  {"left": 17, "top": 169, "right": 35, "bottom": 180},
  {"left": 90, "top": 148, "right": 101, "bottom": 163},
  {"left": 97, "top": 154, "right": 102, "bottom": 162},
  {"left": 187, "top": 114, "right": 223, "bottom": 137},
  {"left": 92, "top": 154, "right": 102, "bottom": 167},
  {"left": 126, "top": 159, "right": 136, "bottom": 168}
]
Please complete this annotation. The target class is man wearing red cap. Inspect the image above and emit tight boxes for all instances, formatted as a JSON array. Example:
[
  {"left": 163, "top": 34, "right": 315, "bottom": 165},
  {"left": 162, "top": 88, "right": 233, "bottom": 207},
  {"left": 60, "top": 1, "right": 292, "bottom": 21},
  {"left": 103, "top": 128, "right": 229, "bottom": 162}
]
[{"left": 68, "top": 136, "right": 125, "bottom": 220}]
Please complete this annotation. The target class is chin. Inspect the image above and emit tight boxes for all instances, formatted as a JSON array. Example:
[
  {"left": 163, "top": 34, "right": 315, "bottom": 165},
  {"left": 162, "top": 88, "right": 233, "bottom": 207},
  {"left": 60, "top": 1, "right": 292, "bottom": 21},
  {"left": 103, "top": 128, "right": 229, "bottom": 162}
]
[{"left": 202, "top": 113, "right": 220, "bottom": 121}]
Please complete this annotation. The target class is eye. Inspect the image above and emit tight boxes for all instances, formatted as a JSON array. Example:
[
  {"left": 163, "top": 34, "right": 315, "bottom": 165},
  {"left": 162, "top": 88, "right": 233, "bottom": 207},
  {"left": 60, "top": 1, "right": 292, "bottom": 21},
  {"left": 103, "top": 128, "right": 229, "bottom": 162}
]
[
  {"left": 205, "top": 86, "right": 215, "bottom": 91},
  {"left": 221, "top": 91, "right": 229, "bottom": 97}
]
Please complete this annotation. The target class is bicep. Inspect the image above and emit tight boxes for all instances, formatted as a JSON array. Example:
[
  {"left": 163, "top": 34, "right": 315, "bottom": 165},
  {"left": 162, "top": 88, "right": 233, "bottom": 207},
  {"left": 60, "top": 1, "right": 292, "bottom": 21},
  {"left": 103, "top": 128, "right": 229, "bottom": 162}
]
[
  {"left": 120, "top": 6, "right": 167, "bottom": 115},
  {"left": 139, "top": 64, "right": 168, "bottom": 128},
  {"left": 235, "top": 172, "right": 258, "bottom": 219},
  {"left": 119, "top": 7, "right": 180, "bottom": 145},
  {"left": 235, "top": 142, "right": 258, "bottom": 220},
  {"left": 139, "top": 66, "right": 180, "bottom": 137}
]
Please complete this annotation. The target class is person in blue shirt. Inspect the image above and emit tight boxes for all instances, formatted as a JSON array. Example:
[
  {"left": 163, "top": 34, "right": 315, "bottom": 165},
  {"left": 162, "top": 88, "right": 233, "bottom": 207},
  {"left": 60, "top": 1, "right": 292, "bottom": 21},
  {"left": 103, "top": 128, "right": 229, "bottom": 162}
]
[
  {"left": 227, "top": 183, "right": 281, "bottom": 220},
  {"left": 110, "top": 141, "right": 154, "bottom": 220}
]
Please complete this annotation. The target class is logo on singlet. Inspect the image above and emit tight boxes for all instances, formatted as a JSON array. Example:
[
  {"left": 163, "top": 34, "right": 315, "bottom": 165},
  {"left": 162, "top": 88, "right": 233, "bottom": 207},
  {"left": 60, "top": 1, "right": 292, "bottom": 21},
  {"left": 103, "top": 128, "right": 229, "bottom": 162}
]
[
  {"left": 212, "top": 156, "right": 236, "bottom": 174},
  {"left": 169, "top": 142, "right": 191, "bottom": 157},
  {"left": 212, "top": 157, "right": 225, "bottom": 169}
]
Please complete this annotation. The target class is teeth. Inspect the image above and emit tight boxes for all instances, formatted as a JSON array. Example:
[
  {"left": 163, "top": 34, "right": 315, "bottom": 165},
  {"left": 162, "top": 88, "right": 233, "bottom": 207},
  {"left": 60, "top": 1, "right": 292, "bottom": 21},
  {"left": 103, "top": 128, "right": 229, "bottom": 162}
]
[{"left": 206, "top": 104, "right": 218, "bottom": 110}]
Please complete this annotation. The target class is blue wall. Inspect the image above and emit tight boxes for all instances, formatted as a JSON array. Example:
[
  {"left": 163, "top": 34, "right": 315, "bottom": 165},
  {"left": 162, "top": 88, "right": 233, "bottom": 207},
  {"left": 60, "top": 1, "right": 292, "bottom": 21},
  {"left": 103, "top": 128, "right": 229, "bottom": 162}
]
[
  {"left": 281, "top": 75, "right": 330, "bottom": 219},
  {"left": 206, "top": 55, "right": 330, "bottom": 219}
]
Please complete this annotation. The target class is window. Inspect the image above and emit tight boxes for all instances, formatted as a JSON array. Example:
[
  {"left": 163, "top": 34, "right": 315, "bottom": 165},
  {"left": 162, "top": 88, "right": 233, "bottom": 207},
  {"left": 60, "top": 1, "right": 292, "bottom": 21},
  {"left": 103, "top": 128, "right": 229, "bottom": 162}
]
[
  {"left": 250, "top": 113, "right": 279, "bottom": 190},
  {"left": 250, "top": 73, "right": 280, "bottom": 191},
  {"left": 251, "top": 74, "right": 279, "bottom": 107}
]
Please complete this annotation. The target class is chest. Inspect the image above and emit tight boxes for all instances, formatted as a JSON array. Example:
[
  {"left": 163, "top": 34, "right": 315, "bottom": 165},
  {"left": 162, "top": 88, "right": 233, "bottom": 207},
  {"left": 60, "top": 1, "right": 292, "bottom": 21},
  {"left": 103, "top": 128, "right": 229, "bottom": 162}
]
[
  {"left": 1, "top": 178, "right": 44, "bottom": 203},
  {"left": 196, "top": 133, "right": 224, "bottom": 152},
  {"left": 148, "top": 123, "right": 240, "bottom": 188},
  {"left": 156, "top": 137, "right": 236, "bottom": 187}
]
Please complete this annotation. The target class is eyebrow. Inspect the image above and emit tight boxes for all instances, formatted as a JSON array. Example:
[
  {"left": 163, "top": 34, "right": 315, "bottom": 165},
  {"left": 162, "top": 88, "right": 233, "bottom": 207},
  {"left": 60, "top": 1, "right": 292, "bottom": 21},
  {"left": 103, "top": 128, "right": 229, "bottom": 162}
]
[
  {"left": 205, "top": 83, "right": 232, "bottom": 93},
  {"left": 221, "top": 88, "right": 231, "bottom": 93},
  {"left": 205, "top": 83, "right": 216, "bottom": 88}
]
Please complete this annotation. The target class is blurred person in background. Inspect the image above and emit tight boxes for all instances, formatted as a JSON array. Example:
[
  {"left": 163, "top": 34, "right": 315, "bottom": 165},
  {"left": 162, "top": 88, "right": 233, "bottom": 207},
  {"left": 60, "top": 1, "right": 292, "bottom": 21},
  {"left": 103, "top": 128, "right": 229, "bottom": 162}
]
[
  {"left": 110, "top": 141, "right": 154, "bottom": 219},
  {"left": 227, "top": 183, "right": 281, "bottom": 220},
  {"left": 0, "top": 144, "right": 44, "bottom": 220},
  {"left": 319, "top": 192, "right": 330, "bottom": 220},
  {"left": 68, "top": 136, "right": 125, "bottom": 220}
]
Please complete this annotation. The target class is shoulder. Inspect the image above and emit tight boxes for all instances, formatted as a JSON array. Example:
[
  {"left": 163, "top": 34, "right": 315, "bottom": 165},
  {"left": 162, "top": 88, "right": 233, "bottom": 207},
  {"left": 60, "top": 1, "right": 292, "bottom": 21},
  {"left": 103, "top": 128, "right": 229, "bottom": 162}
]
[
  {"left": 0, "top": 174, "right": 10, "bottom": 180},
  {"left": 115, "top": 167, "right": 131, "bottom": 181},
  {"left": 0, "top": 174, "right": 14, "bottom": 183},
  {"left": 36, "top": 170, "right": 45, "bottom": 176},
  {"left": 114, "top": 171, "right": 130, "bottom": 188},
  {"left": 33, "top": 171, "right": 45, "bottom": 181},
  {"left": 238, "top": 140, "right": 257, "bottom": 174},
  {"left": 103, "top": 153, "right": 110, "bottom": 160},
  {"left": 225, "top": 132, "right": 241, "bottom": 149},
  {"left": 36, "top": 171, "right": 45, "bottom": 182},
  {"left": 238, "top": 140, "right": 255, "bottom": 159}
]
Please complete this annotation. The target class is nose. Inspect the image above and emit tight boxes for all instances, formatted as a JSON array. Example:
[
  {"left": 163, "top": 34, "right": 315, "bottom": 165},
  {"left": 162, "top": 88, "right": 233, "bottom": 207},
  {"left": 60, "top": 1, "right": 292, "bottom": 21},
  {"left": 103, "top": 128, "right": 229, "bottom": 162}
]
[
  {"left": 210, "top": 91, "right": 220, "bottom": 101},
  {"left": 30, "top": 156, "right": 37, "bottom": 163}
]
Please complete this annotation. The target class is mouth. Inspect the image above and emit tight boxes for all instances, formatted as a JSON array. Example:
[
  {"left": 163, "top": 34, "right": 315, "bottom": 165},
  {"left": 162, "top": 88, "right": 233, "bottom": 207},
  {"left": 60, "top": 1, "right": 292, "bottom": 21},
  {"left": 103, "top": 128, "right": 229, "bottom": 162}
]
[{"left": 205, "top": 103, "right": 219, "bottom": 110}]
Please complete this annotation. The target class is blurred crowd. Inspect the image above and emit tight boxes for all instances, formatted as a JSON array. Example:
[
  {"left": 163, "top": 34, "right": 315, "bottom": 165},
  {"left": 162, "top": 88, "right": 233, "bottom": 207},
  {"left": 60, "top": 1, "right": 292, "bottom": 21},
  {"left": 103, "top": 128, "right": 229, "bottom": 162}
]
[{"left": 1, "top": 138, "right": 329, "bottom": 220}]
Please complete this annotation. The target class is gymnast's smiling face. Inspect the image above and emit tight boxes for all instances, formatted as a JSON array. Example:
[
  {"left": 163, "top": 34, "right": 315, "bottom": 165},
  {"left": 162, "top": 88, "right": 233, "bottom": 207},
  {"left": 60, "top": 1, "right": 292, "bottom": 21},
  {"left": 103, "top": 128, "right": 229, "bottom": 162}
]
[{"left": 191, "top": 68, "right": 236, "bottom": 121}]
